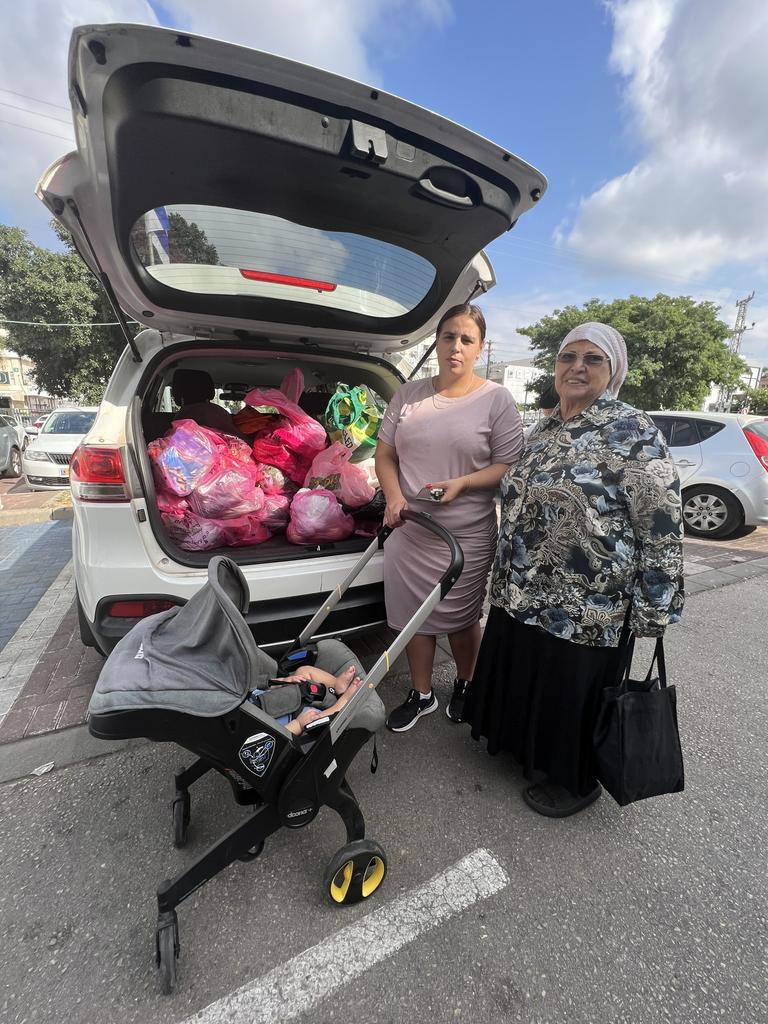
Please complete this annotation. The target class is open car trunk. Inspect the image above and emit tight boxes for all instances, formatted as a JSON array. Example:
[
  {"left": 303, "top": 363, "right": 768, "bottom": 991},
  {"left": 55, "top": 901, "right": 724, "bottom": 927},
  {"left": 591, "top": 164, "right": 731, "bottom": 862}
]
[{"left": 134, "top": 339, "right": 400, "bottom": 569}]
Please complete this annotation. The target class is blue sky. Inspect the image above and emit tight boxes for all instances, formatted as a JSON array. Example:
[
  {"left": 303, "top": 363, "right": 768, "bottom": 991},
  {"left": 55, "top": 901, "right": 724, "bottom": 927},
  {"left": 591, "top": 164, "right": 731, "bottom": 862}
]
[{"left": 1, "top": 0, "right": 766, "bottom": 365}]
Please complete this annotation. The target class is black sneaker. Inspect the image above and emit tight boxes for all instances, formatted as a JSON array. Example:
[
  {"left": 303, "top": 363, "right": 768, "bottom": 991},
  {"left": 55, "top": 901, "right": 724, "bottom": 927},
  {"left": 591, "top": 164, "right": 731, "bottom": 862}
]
[
  {"left": 446, "top": 679, "right": 469, "bottom": 723},
  {"left": 386, "top": 689, "right": 438, "bottom": 732}
]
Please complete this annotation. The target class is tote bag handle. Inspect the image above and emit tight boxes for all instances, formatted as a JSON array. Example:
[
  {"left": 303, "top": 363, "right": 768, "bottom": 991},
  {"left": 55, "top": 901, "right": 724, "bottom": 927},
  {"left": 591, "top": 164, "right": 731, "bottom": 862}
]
[{"left": 616, "top": 600, "right": 667, "bottom": 691}]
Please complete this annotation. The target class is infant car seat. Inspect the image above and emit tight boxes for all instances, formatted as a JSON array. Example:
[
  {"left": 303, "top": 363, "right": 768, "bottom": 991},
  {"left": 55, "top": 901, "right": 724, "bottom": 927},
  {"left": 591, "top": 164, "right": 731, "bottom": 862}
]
[{"left": 88, "top": 555, "right": 385, "bottom": 993}]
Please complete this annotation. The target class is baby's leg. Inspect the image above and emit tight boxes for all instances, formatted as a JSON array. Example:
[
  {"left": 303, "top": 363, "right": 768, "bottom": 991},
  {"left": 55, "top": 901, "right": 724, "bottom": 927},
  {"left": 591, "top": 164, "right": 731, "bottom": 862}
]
[{"left": 279, "top": 663, "right": 360, "bottom": 694}]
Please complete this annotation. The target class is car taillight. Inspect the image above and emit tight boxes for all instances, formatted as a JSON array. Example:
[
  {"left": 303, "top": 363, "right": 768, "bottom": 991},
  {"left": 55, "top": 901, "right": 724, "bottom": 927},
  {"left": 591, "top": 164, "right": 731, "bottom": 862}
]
[
  {"left": 743, "top": 426, "right": 768, "bottom": 471},
  {"left": 69, "top": 445, "right": 130, "bottom": 501},
  {"left": 107, "top": 599, "right": 176, "bottom": 618}
]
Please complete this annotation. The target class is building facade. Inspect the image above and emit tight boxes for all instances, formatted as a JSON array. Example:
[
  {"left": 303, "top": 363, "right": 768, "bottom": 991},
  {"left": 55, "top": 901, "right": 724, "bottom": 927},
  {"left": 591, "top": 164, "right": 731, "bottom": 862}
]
[{"left": 0, "top": 330, "right": 58, "bottom": 417}]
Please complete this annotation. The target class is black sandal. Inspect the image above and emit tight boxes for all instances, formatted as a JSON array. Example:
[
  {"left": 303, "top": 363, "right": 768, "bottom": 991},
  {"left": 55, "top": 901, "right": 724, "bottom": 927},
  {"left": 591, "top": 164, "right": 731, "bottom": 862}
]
[{"left": 523, "top": 782, "right": 602, "bottom": 818}]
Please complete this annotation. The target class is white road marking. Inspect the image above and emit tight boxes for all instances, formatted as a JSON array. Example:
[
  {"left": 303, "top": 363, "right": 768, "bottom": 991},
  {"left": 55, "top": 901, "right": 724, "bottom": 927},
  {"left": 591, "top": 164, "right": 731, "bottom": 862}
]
[{"left": 182, "top": 847, "right": 508, "bottom": 1024}]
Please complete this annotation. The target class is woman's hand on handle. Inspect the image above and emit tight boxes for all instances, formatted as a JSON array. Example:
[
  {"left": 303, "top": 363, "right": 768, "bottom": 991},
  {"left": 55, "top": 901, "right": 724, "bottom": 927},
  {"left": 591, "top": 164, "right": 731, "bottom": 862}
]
[{"left": 384, "top": 494, "right": 409, "bottom": 528}]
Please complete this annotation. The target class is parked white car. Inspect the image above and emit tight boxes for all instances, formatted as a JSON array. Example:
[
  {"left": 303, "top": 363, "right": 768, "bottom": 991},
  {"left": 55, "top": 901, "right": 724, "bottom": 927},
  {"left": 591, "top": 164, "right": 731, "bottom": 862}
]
[
  {"left": 649, "top": 410, "right": 768, "bottom": 538},
  {"left": 36, "top": 23, "right": 546, "bottom": 655},
  {"left": 22, "top": 408, "right": 98, "bottom": 490}
]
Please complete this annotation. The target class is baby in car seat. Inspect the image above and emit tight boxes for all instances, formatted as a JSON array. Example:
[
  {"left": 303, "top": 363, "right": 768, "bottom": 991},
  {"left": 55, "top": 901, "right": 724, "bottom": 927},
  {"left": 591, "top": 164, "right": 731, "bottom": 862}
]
[{"left": 248, "top": 663, "right": 362, "bottom": 736}]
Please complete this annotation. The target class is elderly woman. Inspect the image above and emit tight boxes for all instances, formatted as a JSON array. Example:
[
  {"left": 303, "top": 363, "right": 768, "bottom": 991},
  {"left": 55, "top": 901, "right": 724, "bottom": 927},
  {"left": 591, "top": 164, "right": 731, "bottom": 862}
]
[{"left": 463, "top": 322, "right": 684, "bottom": 817}]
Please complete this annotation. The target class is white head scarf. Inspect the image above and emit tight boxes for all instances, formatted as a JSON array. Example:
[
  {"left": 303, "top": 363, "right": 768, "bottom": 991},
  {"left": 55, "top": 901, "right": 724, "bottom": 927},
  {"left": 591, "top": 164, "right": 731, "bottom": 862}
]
[{"left": 557, "top": 322, "right": 628, "bottom": 397}]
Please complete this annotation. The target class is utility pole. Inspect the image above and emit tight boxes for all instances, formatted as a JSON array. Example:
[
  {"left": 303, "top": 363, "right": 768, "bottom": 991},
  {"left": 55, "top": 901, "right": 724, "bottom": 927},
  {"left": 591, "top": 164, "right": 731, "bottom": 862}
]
[
  {"left": 717, "top": 291, "right": 756, "bottom": 411},
  {"left": 485, "top": 338, "right": 493, "bottom": 379}
]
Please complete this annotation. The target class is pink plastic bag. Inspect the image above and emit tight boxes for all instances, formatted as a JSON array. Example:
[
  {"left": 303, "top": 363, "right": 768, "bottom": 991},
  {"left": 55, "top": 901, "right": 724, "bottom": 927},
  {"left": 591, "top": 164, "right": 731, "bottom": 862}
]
[
  {"left": 255, "top": 462, "right": 287, "bottom": 493},
  {"left": 187, "top": 463, "right": 264, "bottom": 519},
  {"left": 148, "top": 419, "right": 223, "bottom": 496},
  {"left": 261, "top": 492, "right": 291, "bottom": 532},
  {"left": 221, "top": 514, "right": 272, "bottom": 547},
  {"left": 304, "top": 441, "right": 375, "bottom": 508},
  {"left": 156, "top": 492, "right": 188, "bottom": 515},
  {"left": 161, "top": 508, "right": 227, "bottom": 551},
  {"left": 280, "top": 368, "right": 305, "bottom": 405},
  {"left": 287, "top": 488, "right": 355, "bottom": 544}
]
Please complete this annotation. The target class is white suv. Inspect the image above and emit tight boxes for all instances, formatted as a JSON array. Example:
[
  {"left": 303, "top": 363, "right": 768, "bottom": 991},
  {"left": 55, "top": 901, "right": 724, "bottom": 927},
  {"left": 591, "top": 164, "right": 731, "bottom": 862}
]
[{"left": 37, "top": 23, "right": 546, "bottom": 655}]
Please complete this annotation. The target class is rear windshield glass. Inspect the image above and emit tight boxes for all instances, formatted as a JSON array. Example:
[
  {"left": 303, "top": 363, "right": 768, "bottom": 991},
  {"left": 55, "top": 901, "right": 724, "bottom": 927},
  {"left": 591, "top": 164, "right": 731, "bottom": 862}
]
[
  {"left": 745, "top": 420, "right": 768, "bottom": 441},
  {"left": 130, "top": 205, "right": 436, "bottom": 319},
  {"left": 42, "top": 411, "right": 96, "bottom": 434}
]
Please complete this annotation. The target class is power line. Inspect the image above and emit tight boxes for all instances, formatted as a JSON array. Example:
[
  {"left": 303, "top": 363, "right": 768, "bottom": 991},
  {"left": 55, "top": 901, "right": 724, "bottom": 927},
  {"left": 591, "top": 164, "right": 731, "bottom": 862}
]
[
  {"left": 0, "top": 99, "right": 71, "bottom": 125},
  {"left": 0, "top": 87, "right": 69, "bottom": 111},
  {"left": 0, "top": 117, "right": 73, "bottom": 142},
  {"left": 0, "top": 318, "right": 132, "bottom": 327}
]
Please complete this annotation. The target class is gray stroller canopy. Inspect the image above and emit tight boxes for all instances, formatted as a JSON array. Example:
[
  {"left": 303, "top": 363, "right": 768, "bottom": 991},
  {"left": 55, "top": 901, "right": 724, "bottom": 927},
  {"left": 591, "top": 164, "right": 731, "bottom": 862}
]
[{"left": 90, "top": 557, "right": 276, "bottom": 718}]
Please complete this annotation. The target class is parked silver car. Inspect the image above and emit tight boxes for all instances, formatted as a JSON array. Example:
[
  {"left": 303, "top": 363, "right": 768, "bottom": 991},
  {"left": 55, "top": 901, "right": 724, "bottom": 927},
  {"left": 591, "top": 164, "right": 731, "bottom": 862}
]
[
  {"left": 649, "top": 411, "right": 768, "bottom": 538},
  {"left": 0, "top": 414, "right": 23, "bottom": 478}
]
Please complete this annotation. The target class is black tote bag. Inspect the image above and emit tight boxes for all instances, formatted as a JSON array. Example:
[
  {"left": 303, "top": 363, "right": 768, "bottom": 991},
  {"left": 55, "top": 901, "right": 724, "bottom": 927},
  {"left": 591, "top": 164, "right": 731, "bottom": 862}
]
[{"left": 593, "top": 635, "right": 684, "bottom": 806}]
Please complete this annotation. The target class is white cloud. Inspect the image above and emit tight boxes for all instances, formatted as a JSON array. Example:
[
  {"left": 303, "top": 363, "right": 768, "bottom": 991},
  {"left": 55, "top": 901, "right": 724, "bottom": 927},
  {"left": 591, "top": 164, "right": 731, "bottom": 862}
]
[
  {"left": 0, "top": 0, "right": 451, "bottom": 244},
  {"left": 561, "top": 0, "right": 768, "bottom": 280},
  {"left": 159, "top": 0, "right": 451, "bottom": 83},
  {"left": 0, "top": 1, "right": 159, "bottom": 242}
]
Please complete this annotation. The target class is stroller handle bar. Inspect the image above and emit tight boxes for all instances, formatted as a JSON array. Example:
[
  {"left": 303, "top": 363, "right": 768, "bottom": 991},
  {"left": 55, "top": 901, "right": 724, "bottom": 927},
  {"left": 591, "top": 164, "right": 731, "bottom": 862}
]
[{"left": 293, "top": 509, "right": 465, "bottom": 743}]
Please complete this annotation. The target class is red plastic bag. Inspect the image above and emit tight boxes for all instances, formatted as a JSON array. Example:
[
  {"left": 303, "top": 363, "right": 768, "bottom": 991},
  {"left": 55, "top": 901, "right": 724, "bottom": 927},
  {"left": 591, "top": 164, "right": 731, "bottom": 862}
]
[
  {"left": 304, "top": 441, "right": 375, "bottom": 508},
  {"left": 287, "top": 488, "right": 355, "bottom": 544},
  {"left": 244, "top": 387, "right": 327, "bottom": 460},
  {"left": 187, "top": 463, "right": 264, "bottom": 519},
  {"left": 252, "top": 439, "right": 311, "bottom": 485}
]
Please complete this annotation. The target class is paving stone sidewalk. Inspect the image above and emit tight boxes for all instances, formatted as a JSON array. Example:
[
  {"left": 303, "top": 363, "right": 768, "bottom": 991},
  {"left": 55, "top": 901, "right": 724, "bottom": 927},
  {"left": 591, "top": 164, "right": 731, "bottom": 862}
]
[{"left": 0, "top": 520, "right": 74, "bottom": 652}]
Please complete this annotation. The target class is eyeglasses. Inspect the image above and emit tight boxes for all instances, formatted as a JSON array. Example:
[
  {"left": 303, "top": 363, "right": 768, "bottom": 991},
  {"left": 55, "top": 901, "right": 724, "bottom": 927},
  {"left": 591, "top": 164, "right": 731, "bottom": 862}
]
[{"left": 556, "top": 352, "right": 610, "bottom": 368}]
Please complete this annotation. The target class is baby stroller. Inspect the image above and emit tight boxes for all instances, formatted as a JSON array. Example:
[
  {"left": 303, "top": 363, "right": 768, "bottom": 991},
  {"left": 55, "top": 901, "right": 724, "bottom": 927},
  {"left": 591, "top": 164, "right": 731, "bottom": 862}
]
[{"left": 87, "top": 510, "right": 463, "bottom": 993}]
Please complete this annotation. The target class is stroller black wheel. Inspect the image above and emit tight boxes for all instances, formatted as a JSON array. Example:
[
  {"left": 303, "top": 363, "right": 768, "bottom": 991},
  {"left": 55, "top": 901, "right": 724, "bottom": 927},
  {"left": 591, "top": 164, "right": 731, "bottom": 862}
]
[
  {"left": 172, "top": 791, "right": 190, "bottom": 848},
  {"left": 237, "top": 840, "right": 264, "bottom": 862},
  {"left": 323, "top": 840, "right": 387, "bottom": 906},
  {"left": 155, "top": 912, "right": 179, "bottom": 995}
]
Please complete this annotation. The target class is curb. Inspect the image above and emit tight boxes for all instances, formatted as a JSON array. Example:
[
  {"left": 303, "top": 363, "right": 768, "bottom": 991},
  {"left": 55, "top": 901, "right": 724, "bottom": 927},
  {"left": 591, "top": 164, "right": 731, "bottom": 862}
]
[{"left": 0, "top": 722, "right": 147, "bottom": 785}]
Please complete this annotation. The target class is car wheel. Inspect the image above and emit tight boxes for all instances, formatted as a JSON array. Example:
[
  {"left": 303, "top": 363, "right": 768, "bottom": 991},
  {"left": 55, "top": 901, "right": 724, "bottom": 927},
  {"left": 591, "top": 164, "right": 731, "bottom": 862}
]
[
  {"left": 8, "top": 447, "right": 22, "bottom": 478},
  {"left": 682, "top": 486, "right": 743, "bottom": 539}
]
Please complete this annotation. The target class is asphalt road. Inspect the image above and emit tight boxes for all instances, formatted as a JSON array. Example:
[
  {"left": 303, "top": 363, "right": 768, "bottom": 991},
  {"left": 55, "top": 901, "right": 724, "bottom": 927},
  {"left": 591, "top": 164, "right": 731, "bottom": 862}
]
[{"left": 0, "top": 575, "right": 766, "bottom": 1024}]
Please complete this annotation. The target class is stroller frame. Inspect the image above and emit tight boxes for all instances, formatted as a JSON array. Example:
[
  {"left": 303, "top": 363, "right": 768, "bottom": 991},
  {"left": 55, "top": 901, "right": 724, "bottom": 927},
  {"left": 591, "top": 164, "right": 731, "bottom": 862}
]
[{"left": 88, "top": 511, "right": 463, "bottom": 993}]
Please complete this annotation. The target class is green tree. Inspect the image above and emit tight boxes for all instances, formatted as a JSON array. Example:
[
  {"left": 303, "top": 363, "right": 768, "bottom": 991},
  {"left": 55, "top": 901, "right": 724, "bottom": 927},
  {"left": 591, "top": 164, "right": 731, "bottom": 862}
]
[
  {"left": 131, "top": 211, "right": 219, "bottom": 266},
  {"left": 742, "top": 387, "right": 768, "bottom": 415},
  {"left": 518, "top": 294, "right": 747, "bottom": 411},
  {"left": 0, "top": 222, "right": 129, "bottom": 402}
]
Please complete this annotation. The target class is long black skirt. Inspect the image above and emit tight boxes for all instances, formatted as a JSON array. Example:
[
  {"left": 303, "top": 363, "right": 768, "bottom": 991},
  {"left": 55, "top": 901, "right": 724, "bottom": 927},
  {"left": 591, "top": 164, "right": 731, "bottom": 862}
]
[{"left": 464, "top": 605, "right": 624, "bottom": 797}]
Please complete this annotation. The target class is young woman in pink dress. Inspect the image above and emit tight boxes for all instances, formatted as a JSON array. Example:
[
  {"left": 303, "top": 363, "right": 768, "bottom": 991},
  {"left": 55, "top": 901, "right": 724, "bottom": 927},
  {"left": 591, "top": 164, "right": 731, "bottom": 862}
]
[{"left": 375, "top": 304, "right": 523, "bottom": 732}]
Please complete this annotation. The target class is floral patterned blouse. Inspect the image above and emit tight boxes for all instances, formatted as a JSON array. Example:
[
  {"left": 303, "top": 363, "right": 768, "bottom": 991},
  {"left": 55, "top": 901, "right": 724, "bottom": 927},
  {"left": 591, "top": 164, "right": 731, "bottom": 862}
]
[{"left": 491, "top": 392, "right": 684, "bottom": 647}]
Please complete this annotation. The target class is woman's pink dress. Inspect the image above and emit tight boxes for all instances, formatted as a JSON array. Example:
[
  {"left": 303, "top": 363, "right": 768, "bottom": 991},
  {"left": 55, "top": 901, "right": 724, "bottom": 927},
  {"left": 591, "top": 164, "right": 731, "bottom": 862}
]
[{"left": 378, "top": 378, "right": 522, "bottom": 634}]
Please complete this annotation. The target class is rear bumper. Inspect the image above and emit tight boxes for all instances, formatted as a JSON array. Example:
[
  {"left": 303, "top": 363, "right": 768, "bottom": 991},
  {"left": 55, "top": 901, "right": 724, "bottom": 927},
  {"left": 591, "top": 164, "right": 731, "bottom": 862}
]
[
  {"left": 734, "top": 475, "right": 768, "bottom": 526},
  {"left": 88, "top": 583, "right": 386, "bottom": 655}
]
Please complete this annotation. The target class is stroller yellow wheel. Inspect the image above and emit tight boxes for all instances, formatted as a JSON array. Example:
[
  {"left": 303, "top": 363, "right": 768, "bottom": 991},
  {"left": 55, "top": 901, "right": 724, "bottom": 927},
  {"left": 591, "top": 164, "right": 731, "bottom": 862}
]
[{"left": 323, "top": 840, "right": 387, "bottom": 906}]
